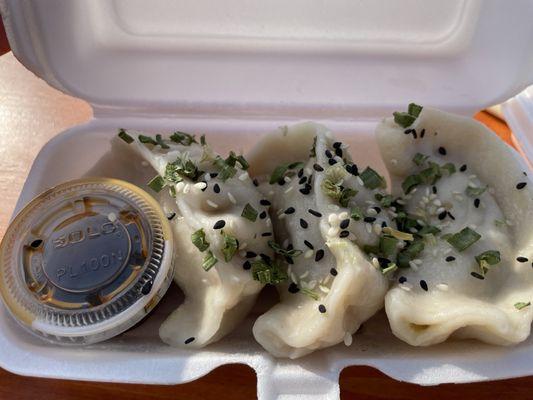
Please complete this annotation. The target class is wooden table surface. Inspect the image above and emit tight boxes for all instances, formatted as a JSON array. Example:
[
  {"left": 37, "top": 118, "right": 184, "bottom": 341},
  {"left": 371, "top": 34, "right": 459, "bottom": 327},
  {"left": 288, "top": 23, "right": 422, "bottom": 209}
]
[{"left": 0, "top": 22, "right": 531, "bottom": 400}]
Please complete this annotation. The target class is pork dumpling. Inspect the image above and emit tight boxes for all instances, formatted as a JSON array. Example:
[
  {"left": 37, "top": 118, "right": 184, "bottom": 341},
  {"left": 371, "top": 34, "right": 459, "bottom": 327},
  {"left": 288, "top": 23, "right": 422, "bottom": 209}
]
[
  {"left": 247, "top": 122, "right": 390, "bottom": 358},
  {"left": 116, "top": 130, "right": 274, "bottom": 348},
  {"left": 376, "top": 105, "right": 533, "bottom": 346}
]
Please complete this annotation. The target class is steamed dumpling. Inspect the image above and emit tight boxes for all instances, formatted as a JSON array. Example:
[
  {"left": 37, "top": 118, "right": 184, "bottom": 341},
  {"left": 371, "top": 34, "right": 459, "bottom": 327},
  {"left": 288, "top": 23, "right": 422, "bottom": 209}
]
[
  {"left": 116, "top": 130, "right": 274, "bottom": 348},
  {"left": 247, "top": 122, "right": 390, "bottom": 358},
  {"left": 376, "top": 105, "right": 533, "bottom": 346}
]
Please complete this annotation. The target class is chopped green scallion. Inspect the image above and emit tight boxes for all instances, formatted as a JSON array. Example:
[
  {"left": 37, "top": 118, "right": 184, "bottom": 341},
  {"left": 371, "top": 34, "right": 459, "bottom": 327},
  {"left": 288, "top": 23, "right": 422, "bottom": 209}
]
[
  {"left": 466, "top": 185, "right": 487, "bottom": 197},
  {"left": 360, "top": 167, "right": 385, "bottom": 189},
  {"left": 251, "top": 259, "right": 287, "bottom": 284},
  {"left": 514, "top": 302, "right": 531, "bottom": 310},
  {"left": 350, "top": 207, "right": 363, "bottom": 221},
  {"left": 191, "top": 228, "right": 209, "bottom": 252},
  {"left": 241, "top": 203, "right": 258, "bottom": 222},
  {"left": 221, "top": 232, "right": 239, "bottom": 262},
  {"left": 155, "top": 134, "right": 169, "bottom": 149},
  {"left": 118, "top": 129, "right": 134, "bottom": 144},
  {"left": 446, "top": 227, "right": 481, "bottom": 252},
  {"left": 138, "top": 134, "right": 158, "bottom": 145},
  {"left": 412, "top": 153, "right": 429, "bottom": 166},
  {"left": 202, "top": 251, "right": 218, "bottom": 271},
  {"left": 147, "top": 175, "right": 166, "bottom": 193},
  {"left": 475, "top": 250, "right": 501, "bottom": 274}
]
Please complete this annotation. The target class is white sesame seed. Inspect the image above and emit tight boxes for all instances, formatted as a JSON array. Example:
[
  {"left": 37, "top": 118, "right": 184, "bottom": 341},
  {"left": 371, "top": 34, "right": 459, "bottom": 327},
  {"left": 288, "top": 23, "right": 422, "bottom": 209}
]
[
  {"left": 373, "top": 224, "right": 382, "bottom": 235},
  {"left": 356, "top": 177, "right": 364, "bottom": 186},
  {"left": 300, "top": 271, "right": 309, "bottom": 279},
  {"left": 204, "top": 173, "right": 211, "bottom": 181},
  {"left": 344, "top": 332, "right": 353, "bottom": 346},
  {"left": 183, "top": 184, "right": 191, "bottom": 194},
  {"left": 266, "top": 219, "right": 272, "bottom": 228},
  {"left": 284, "top": 186, "right": 294, "bottom": 194},
  {"left": 433, "top": 199, "right": 442, "bottom": 207},
  {"left": 396, "top": 199, "right": 406, "bottom": 205},
  {"left": 468, "top": 182, "right": 477, "bottom": 188},
  {"left": 452, "top": 191, "right": 462, "bottom": 195},
  {"left": 365, "top": 200, "right": 375, "bottom": 205},
  {"left": 268, "top": 190, "right": 274, "bottom": 196},
  {"left": 304, "top": 249, "right": 314, "bottom": 259},
  {"left": 425, "top": 187, "right": 430, "bottom": 197},
  {"left": 207, "top": 200, "right": 218, "bottom": 209},
  {"left": 328, "top": 227, "right": 340, "bottom": 237},
  {"left": 436, "top": 283, "right": 449, "bottom": 291},
  {"left": 411, "top": 188, "right": 418, "bottom": 194},
  {"left": 238, "top": 172, "right": 249, "bottom": 181},
  {"left": 469, "top": 224, "right": 477, "bottom": 230},
  {"left": 396, "top": 241, "right": 406, "bottom": 249},
  {"left": 366, "top": 223, "right": 372, "bottom": 233},
  {"left": 413, "top": 259, "right": 423, "bottom": 265},
  {"left": 400, "top": 283, "right": 413, "bottom": 291},
  {"left": 328, "top": 204, "right": 340, "bottom": 211},
  {"left": 284, "top": 176, "right": 292, "bottom": 183},
  {"left": 239, "top": 251, "right": 246, "bottom": 258},
  {"left": 339, "top": 211, "right": 349, "bottom": 220},
  {"left": 366, "top": 208, "right": 378, "bottom": 216},
  {"left": 429, "top": 193, "right": 437, "bottom": 200},
  {"left": 422, "top": 196, "right": 429, "bottom": 203},
  {"left": 107, "top": 212, "right": 117, "bottom": 222},
  {"left": 409, "top": 227, "right": 418, "bottom": 233},
  {"left": 305, "top": 167, "right": 312, "bottom": 175},
  {"left": 404, "top": 194, "right": 412, "bottom": 200},
  {"left": 328, "top": 213, "right": 339, "bottom": 224},
  {"left": 290, "top": 272, "right": 298, "bottom": 283},
  {"left": 371, "top": 258, "right": 380, "bottom": 269},
  {"left": 416, "top": 219, "right": 425, "bottom": 226},
  {"left": 227, "top": 192, "right": 237, "bottom": 204},
  {"left": 324, "top": 275, "right": 333, "bottom": 284},
  {"left": 443, "top": 247, "right": 452, "bottom": 254},
  {"left": 469, "top": 174, "right": 477, "bottom": 180},
  {"left": 319, "top": 285, "right": 330, "bottom": 293},
  {"left": 278, "top": 213, "right": 286, "bottom": 220},
  {"left": 194, "top": 182, "right": 207, "bottom": 192},
  {"left": 389, "top": 211, "right": 398, "bottom": 218},
  {"left": 240, "top": 242, "right": 248, "bottom": 250},
  {"left": 408, "top": 261, "right": 419, "bottom": 271},
  {"left": 334, "top": 156, "right": 343, "bottom": 163},
  {"left": 437, "top": 207, "right": 446, "bottom": 214}
]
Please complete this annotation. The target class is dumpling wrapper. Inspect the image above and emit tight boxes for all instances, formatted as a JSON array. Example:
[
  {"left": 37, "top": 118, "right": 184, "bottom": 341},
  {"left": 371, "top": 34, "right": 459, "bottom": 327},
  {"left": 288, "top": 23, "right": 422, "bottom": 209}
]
[
  {"left": 376, "top": 107, "right": 533, "bottom": 346},
  {"left": 111, "top": 133, "right": 273, "bottom": 348},
  {"left": 247, "top": 122, "right": 390, "bottom": 358}
]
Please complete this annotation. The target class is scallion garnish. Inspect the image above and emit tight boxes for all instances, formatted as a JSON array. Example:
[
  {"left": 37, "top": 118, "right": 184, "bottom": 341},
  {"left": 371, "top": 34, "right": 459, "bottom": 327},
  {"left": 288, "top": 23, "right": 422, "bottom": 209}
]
[
  {"left": 408, "top": 103, "right": 423, "bottom": 117},
  {"left": 139, "top": 134, "right": 158, "bottom": 145},
  {"left": 200, "top": 134, "right": 207, "bottom": 146},
  {"left": 359, "top": 167, "right": 385, "bottom": 189},
  {"left": 397, "top": 240, "right": 425, "bottom": 268},
  {"left": 446, "top": 227, "right": 481, "bottom": 251},
  {"left": 241, "top": 203, "right": 258, "bottom": 222},
  {"left": 155, "top": 134, "right": 169, "bottom": 149},
  {"left": 165, "top": 157, "right": 202, "bottom": 182},
  {"left": 300, "top": 288, "right": 319, "bottom": 300},
  {"left": 170, "top": 131, "right": 197, "bottom": 146},
  {"left": 382, "top": 226, "right": 414, "bottom": 241},
  {"left": 118, "top": 129, "right": 134, "bottom": 144},
  {"left": 475, "top": 250, "right": 501, "bottom": 275},
  {"left": 375, "top": 193, "right": 393, "bottom": 207},
  {"left": 350, "top": 207, "right": 363, "bottom": 221},
  {"left": 393, "top": 103, "right": 423, "bottom": 128},
  {"left": 191, "top": 228, "right": 209, "bottom": 252},
  {"left": 412, "top": 153, "right": 429, "bottom": 166},
  {"left": 379, "top": 235, "right": 399, "bottom": 257},
  {"left": 466, "top": 186, "right": 487, "bottom": 197},
  {"left": 221, "top": 232, "right": 239, "bottom": 262},
  {"left": 402, "top": 174, "right": 422, "bottom": 194},
  {"left": 268, "top": 241, "right": 303, "bottom": 259},
  {"left": 147, "top": 175, "right": 166, "bottom": 192},
  {"left": 339, "top": 187, "right": 357, "bottom": 207},
  {"left": 381, "top": 262, "right": 398, "bottom": 275},
  {"left": 441, "top": 163, "right": 456, "bottom": 175},
  {"left": 251, "top": 259, "right": 287, "bottom": 284},
  {"left": 514, "top": 302, "right": 531, "bottom": 310},
  {"left": 417, "top": 225, "right": 441, "bottom": 235},
  {"left": 202, "top": 251, "right": 218, "bottom": 271}
]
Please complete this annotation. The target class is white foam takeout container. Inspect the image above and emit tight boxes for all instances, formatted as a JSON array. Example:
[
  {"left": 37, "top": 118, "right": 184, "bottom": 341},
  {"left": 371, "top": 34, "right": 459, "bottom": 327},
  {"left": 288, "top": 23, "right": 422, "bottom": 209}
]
[{"left": 1, "top": 1, "right": 533, "bottom": 398}]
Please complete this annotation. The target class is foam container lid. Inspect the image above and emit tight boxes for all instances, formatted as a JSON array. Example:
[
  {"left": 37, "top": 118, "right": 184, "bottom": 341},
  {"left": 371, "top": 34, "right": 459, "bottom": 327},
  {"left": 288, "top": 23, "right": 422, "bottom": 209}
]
[{"left": 0, "top": 1, "right": 532, "bottom": 399}]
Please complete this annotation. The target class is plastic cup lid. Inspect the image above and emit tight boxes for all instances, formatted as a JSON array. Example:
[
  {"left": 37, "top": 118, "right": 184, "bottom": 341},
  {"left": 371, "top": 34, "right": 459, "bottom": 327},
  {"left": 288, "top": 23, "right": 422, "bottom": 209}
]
[{"left": 0, "top": 177, "right": 174, "bottom": 345}]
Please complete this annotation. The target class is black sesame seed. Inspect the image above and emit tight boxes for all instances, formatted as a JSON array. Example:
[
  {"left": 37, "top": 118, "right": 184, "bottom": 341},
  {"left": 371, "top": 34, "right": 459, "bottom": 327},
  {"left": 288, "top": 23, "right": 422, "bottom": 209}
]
[
  {"left": 398, "top": 276, "right": 407, "bottom": 284},
  {"left": 184, "top": 337, "right": 195, "bottom": 344},
  {"left": 307, "top": 175, "right": 313, "bottom": 185},
  {"left": 30, "top": 239, "right": 43, "bottom": 248},
  {"left": 404, "top": 128, "right": 414, "bottom": 135},
  {"left": 313, "top": 163, "right": 324, "bottom": 172},
  {"left": 315, "top": 249, "right": 325, "bottom": 262},
  {"left": 213, "top": 220, "right": 226, "bottom": 229},
  {"left": 330, "top": 268, "right": 338, "bottom": 276},
  {"left": 288, "top": 283, "right": 300, "bottom": 293},
  {"left": 378, "top": 257, "right": 391, "bottom": 269},
  {"left": 516, "top": 182, "right": 527, "bottom": 190},
  {"left": 278, "top": 179, "right": 285, "bottom": 186},
  {"left": 328, "top": 158, "right": 337, "bottom": 165},
  {"left": 299, "top": 176, "right": 307, "bottom": 184},
  {"left": 304, "top": 240, "right": 314, "bottom": 249},
  {"left": 517, "top": 256, "right": 529, "bottom": 263},
  {"left": 287, "top": 244, "right": 294, "bottom": 250},
  {"left": 259, "top": 211, "right": 267, "bottom": 219},
  {"left": 245, "top": 251, "right": 257, "bottom": 258},
  {"left": 373, "top": 207, "right": 382, "bottom": 214},
  {"left": 141, "top": 280, "right": 153, "bottom": 295},
  {"left": 210, "top": 172, "right": 218, "bottom": 178},
  {"left": 339, "top": 219, "right": 350, "bottom": 229},
  {"left": 166, "top": 212, "right": 176, "bottom": 221},
  {"left": 474, "top": 198, "right": 480, "bottom": 208},
  {"left": 261, "top": 232, "right": 272, "bottom": 237},
  {"left": 300, "top": 219, "right": 308, "bottom": 229},
  {"left": 318, "top": 304, "right": 327, "bottom": 313},
  {"left": 243, "top": 260, "right": 251, "bottom": 270},
  {"left": 445, "top": 256, "right": 456, "bottom": 262},
  {"left": 470, "top": 272, "right": 485, "bottom": 280},
  {"left": 260, "top": 254, "right": 272, "bottom": 263},
  {"left": 438, "top": 146, "right": 447, "bottom": 155},
  {"left": 339, "top": 230, "right": 350, "bottom": 238},
  {"left": 285, "top": 256, "right": 294, "bottom": 264},
  {"left": 420, "top": 128, "right": 426, "bottom": 138},
  {"left": 432, "top": 186, "right": 437, "bottom": 194},
  {"left": 299, "top": 187, "right": 311, "bottom": 195},
  {"left": 213, "top": 183, "right": 221, "bottom": 193},
  {"left": 447, "top": 211, "right": 456, "bottom": 220},
  {"left": 438, "top": 211, "right": 447, "bottom": 220},
  {"left": 350, "top": 164, "right": 359, "bottom": 176},
  {"left": 285, "top": 207, "right": 295, "bottom": 214},
  {"left": 420, "top": 280, "right": 429, "bottom": 291},
  {"left": 297, "top": 168, "right": 304, "bottom": 178},
  {"left": 381, "top": 221, "right": 388, "bottom": 228},
  {"left": 333, "top": 141, "right": 342, "bottom": 149},
  {"left": 411, "top": 129, "right": 417, "bottom": 139},
  {"left": 308, "top": 209, "right": 322, "bottom": 217},
  {"left": 459, "top": 164, "right": 467, "bottom": 172},
  {"left": 325, "top": 149, "right": 333, "bottom": 158},
  {"left": 335, "top": 148, "right": 343, "bottom": 157},
  {"left": 260, "top": 199, "right": 271, "bottom": 206},
  {"left": 363, "top": 217, "right": 376, "bottom": 223},
  {"left": 253, "top": 178, "right": 259, "bottom": 187}
]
